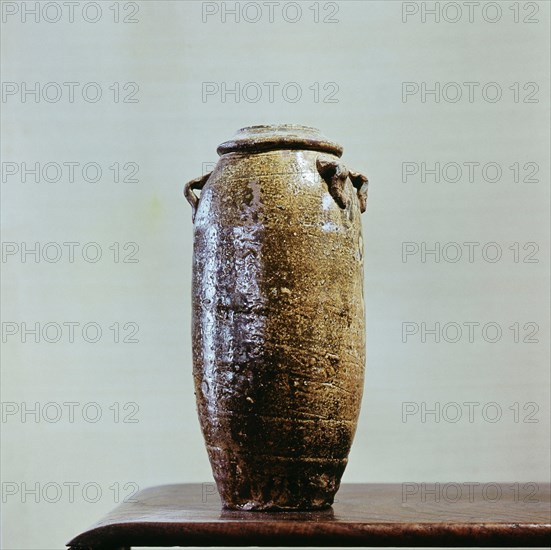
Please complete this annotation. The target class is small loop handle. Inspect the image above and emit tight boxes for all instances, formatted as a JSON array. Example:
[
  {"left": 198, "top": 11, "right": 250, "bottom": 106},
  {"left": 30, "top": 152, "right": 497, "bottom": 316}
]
[
  {"left": 348, "top": 170, "right": 369, "bottom": 213},
  {"left": 184, "top": 172, "right": 212, "bottom": 222},
  {"left": 317, "top": 158, "right": 369, "bottom": 213}
]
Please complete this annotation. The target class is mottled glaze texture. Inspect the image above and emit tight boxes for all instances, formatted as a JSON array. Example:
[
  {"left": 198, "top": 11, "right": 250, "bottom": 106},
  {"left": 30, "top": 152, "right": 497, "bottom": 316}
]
[{"left": 185, "top": 125, "right": 368, "bottom": 511}]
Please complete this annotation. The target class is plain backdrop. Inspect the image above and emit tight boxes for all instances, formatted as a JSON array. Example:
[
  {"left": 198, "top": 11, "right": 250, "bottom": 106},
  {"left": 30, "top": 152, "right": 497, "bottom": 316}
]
[{"left": 1, "top": 1, "right": 549, "bottom": 549}]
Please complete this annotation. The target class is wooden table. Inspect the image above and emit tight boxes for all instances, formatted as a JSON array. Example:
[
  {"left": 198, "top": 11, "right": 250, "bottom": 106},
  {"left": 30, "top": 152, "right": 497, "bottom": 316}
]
[{"left": 67, "top": 483, "right": 551, "bottom": 548}]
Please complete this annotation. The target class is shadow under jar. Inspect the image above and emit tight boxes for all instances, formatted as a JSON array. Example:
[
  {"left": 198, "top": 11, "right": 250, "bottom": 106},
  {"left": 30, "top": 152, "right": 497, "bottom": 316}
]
[{"left": 184, "top": 125, "right": 369, "bottom": 511}]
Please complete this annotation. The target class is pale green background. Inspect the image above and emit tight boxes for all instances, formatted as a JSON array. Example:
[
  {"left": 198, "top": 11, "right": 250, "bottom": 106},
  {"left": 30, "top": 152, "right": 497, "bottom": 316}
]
[{"left": 1, "top": 1, "right": 549, "bottom": 549}]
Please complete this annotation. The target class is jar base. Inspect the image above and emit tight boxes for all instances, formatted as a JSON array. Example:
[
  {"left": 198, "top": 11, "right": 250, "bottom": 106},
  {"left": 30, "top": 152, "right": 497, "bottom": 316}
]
[
  {"left": 209, "top": 448, "right": 346, "bottom": 512},
  {"left": 222, "top": 500, "right": 333, "bottom": 512}
]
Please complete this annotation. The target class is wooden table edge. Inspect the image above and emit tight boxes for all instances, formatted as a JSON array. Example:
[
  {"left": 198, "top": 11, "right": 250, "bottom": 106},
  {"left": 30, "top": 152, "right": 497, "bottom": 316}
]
[{"left": 67, "top": 520, "right": 551, "bottom": 548}]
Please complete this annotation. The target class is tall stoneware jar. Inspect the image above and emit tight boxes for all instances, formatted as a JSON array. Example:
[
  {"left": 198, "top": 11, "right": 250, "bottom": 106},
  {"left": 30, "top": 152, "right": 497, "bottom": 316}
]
[{"left": 184, "top": 125, "right": 368, "bottom": 510}]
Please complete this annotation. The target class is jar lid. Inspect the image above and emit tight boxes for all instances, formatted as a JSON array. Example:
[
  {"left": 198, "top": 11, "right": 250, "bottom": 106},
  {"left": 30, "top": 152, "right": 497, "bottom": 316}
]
[{"left": 217, "top": 124, "right": 343, "bottom": 157}]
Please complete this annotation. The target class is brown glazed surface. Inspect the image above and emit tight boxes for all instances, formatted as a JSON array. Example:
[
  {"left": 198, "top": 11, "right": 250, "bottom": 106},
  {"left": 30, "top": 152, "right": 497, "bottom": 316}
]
[{"left": 186, "top": 125, "right": 368, "bottom": 511}]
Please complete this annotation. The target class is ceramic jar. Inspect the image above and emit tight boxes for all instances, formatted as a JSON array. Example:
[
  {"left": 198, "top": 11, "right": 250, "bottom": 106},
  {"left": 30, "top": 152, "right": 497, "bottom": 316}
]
[{"left": 184, "top": 125, "right": 368, "bottom": 510}]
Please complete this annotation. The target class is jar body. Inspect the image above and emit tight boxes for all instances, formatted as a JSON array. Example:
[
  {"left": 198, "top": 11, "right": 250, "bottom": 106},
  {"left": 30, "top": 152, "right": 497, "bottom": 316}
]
[{"left": 189, "top": 134, "right": 366, "bottom": 510}]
